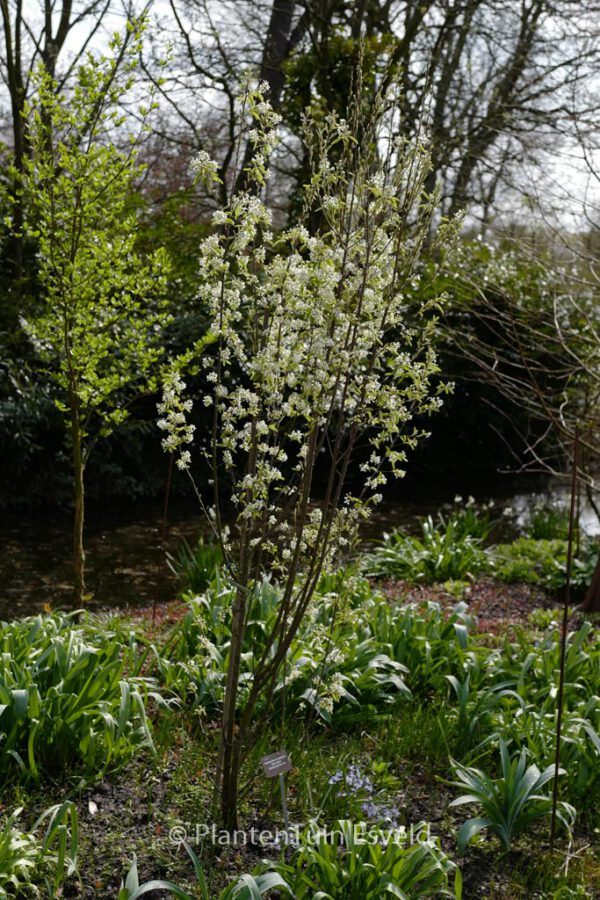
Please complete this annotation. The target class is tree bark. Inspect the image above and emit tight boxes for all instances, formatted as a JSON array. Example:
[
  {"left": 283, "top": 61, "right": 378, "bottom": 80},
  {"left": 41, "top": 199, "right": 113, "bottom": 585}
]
[
  {"left": 69, "top": 389, "right": 86, "bottom": 606},
  {"left": 217, "top": 584, "right": 248, "bottom": 829},
  {"left": 1, "top": 0, "right": 27, "bottom": 319},
  {"left": 233, "top": 0, "right": 308, "bottom": 195},
  {"left": 581, "top": 552, "right": 600, "bottom": 612}
]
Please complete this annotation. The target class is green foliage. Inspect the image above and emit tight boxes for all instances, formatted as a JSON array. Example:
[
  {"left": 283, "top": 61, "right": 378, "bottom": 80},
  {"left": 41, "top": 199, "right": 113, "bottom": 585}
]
[
  {"left": 156, "top": 580, "right": 485, "bottom": 728},
  {"left": 220, "top": 871, "right": 291, "bottom": 899},
  {"left": 490, "top": 537, "right": 598, "bottom": 592},
  {"left": 117, "top": 819, "right": 459, "bottom": 899},
  {"left": 0, "top": 358, "right": 66, "bottom": 507},
  {"left": 443, "top": 671, "right": 515, "bottom": 755},
  {"left": 10, "top": 25, "right": 173, "bottom": 597},
  {"left": 154, "top": 559, "right": 600, "bottom": 790},
  {"left": 526, "top": 504, "right": 570, "bottom": 540},
  {"left": 249, "top": 820, "right": 460, "bottom": 899},
  {"left": 445, "top": 501, "right": 496, "bottom": 541},
  {"left": 0, "top": 801, "right": 78, "bottom": 896},
  {"left": 0, "top": 808, "right": 39, "bottom": 894},
  {"left": 370, "top": 601, "right": 475, "bottom": 696},
  {"left": 156, "top": 577, "right": 413, "bottom": 724},
  {"left": 133, "top": 818, "right": 458, "bottom": 899},
  {"left": 117, "top": 841, "right": 283, "bottom": 900},
  {"left": 1, "top": 574, "right": 597, "bottom": 894},
  {"left": 0, "top": 612, "right": 159, "bottom": 781},
  {"left": 365, "top": 513, "right": 489, "bottom": 584},
  {"left": 449, "top": 740, "right": 575, "bottom": 854},
  {"left": 31, "top": 801, "right": 79, "bottom": 896},
  {"left": 18, "top": 31, "right": 171, "bottom": 445},
  {"left": 478, "top": 621, "right": 600, "bottom": 808},
  {"left": 117, "top": 853, "right": 192, "bottom": 899},
  {"left": 167, "top": 537, "right": 223, "bottom": 595}
]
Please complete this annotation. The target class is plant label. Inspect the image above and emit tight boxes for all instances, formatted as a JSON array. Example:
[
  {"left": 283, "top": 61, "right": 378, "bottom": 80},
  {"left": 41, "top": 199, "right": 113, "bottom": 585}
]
[{"left": 261, "top": 750, "right": 292, "bottom": 778}]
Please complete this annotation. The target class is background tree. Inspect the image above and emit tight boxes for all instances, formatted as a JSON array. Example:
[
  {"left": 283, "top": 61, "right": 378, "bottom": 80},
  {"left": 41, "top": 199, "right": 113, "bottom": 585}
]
[
  {"left": 0, "top": 0, "right": 143, "bottom": 332},
  {"left": 441, "top": 227, "right": 600, "bottom": 605},
  {"left": 143, "top": 0, "right": 600, "bottom": 220},
  {"left": 17, "top": 28, "right": 170, "bottom": 603}
]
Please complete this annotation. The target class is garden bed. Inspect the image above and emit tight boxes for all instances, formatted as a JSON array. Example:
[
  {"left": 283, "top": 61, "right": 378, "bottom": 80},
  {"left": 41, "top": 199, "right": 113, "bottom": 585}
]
[{"left": 1, "top": 567, "right": 598, "bottom": 898}]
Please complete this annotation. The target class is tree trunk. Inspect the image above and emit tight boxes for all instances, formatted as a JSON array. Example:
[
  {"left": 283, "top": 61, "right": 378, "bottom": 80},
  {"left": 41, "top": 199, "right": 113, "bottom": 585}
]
[
  {"left": 233, "top": 0, "right": 307, "bottom": 196},
  {"left": 217, "top": 585, "right": 248, "bottom": 830},
  {"left": 581, "top": 552, "right": 600, "bottom": 612},
  {"left": 69, "top": 391, "right": 86, "bottom": 605}
]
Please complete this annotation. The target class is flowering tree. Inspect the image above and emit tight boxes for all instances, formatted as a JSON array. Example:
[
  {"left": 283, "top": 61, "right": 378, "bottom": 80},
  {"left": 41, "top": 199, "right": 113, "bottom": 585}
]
[
  {"left": 159, "top": 82, "right": 456, "bottom": 828},
  {"left": 18, "top": 30, "right": 170, "bottom": 604}
]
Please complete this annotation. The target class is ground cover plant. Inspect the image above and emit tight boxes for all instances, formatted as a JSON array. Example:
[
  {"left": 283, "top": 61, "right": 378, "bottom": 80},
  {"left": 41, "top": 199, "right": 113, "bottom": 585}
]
[
  {"left": 0, "top": 611, "right": 160, "bottom": 781},
  {"left": 1, "top": 528, "right": 599, "bottom": 897},
  {"left": 0, "top": 802, "right": 78, "bottom": 896},
  {"left": 366, "top": 499, "right": 599, "bottom": 597},
  {"left": 364, "top": 513, "right": 490, "bottom": 584},
  {"left": 489, "top": 537, "right": 599, "bottom": 593}
]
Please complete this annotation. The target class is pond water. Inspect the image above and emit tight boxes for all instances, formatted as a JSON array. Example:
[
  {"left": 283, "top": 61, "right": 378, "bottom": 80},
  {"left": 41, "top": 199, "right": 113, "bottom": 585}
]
[{"left": 0, "top": 475, "right": 597, "bottom": 621}]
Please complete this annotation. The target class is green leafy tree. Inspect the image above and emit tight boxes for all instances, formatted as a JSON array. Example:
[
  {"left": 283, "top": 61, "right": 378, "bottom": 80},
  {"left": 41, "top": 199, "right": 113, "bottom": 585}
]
[{"left": 17, "top": 29, "right": 170, "bottom": 604}]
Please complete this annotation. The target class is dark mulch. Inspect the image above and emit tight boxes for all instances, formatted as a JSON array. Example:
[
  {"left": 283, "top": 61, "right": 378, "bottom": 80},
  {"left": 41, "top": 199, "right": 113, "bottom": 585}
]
[{"left": 378, "top": 578, "right": 573, "bottom": 633}]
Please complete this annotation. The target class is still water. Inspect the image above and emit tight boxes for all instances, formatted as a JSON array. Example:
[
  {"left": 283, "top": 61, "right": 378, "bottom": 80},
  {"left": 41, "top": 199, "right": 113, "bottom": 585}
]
[{"left": 1, "top": 476, "right": 597, "bottom": 620}]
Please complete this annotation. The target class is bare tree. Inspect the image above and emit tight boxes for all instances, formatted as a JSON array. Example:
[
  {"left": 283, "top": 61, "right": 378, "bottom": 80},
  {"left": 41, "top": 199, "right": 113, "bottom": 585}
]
[
  {"left": 140, "top": 1, "right": 600, "bottom": 222},
  {"left": 439, "top": 225, "right": 600, "bottom": 602}
]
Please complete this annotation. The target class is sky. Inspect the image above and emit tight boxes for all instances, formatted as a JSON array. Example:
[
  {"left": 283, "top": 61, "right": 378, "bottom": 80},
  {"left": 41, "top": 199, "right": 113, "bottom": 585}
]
[{"left": 5, "top": 0, "right": 600, "bottom": 234}]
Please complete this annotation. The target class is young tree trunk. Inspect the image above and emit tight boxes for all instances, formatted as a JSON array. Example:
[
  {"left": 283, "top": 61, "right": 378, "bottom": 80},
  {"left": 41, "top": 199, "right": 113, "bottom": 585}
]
[
  {"left": 69, "top": 391, "right": 86, "bottom": 606},
  {"left": 217, "top": 585, "right": 248, "bottom": 830}
]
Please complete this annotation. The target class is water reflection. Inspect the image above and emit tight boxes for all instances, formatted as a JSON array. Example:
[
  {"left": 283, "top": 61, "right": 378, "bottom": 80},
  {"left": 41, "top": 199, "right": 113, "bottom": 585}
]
[{"left": 1, "top": 478, "right": 597, "bottom": 620}]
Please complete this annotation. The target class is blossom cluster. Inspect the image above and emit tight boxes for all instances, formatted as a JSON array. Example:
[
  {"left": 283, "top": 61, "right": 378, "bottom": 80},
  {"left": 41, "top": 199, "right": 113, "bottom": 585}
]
[
  {"left": 157, "top": 370, "right": 195, "bottom": 470},
  {"left": 159, "top": 81, "right": 452, "bottom": 587}
]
